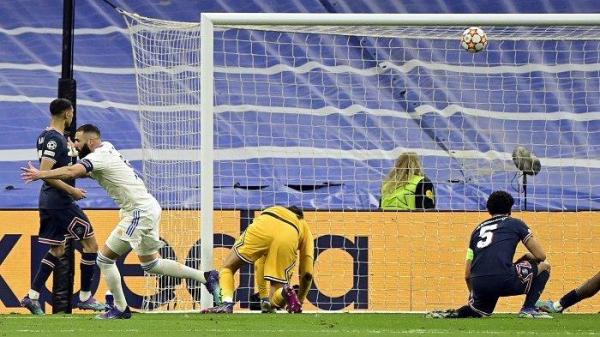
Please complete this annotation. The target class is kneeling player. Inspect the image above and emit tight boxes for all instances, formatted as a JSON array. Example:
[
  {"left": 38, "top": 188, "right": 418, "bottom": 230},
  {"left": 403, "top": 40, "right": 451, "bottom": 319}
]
[
  {"left": 536, "top": 272, "right": 600, "bottom": 313},
  {"left": 202, "top": 205, "right": 314, "bottom": 313},
  {"left": 428, "top": 191, "right": 552, "bottom": 319}
]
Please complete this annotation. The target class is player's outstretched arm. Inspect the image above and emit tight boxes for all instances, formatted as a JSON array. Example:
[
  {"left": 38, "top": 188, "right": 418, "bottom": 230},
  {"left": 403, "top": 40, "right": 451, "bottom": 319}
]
[
  {"left": 21, "top": 161, "right": 88, "bottom": 182},
  {"left": 38, "top": 158, "right": 86, "bottom": 200}
]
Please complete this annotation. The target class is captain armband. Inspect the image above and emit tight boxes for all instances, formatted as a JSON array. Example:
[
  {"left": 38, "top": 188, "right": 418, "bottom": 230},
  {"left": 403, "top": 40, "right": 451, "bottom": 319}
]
[{"left": 466, "top": 248, "right": 474, "bottom": 261}]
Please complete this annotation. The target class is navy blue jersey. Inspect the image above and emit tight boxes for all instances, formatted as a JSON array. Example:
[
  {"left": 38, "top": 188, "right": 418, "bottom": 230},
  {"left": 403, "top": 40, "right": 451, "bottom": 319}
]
[
  {"left": 469, "top": 215, "right": 532, "bottom": 278},
  {"left": 36, "top": 129, "right": 75, "bottom": 209}
]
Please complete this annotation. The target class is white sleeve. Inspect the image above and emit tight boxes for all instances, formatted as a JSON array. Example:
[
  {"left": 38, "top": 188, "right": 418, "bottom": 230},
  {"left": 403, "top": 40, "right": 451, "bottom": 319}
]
[{"left": 79, "top": 151, "right": 107, "bottom": 173}]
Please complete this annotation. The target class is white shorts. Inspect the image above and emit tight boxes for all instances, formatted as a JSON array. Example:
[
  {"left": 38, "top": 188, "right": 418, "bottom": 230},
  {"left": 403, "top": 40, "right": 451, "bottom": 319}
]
[{"left": 106, "top": 202, "right": 163, "bottom": 256}]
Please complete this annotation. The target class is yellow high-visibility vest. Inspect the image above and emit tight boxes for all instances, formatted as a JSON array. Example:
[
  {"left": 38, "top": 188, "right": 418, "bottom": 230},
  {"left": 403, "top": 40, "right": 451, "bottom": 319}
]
[{"left": 381, "top": 175, "right": 424, "bottom": 210}]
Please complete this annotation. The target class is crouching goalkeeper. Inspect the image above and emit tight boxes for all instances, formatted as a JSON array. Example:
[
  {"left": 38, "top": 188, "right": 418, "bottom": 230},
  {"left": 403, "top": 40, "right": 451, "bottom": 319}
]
[{"left": 202, "top": 205, "right": 314, "bottom": 313}]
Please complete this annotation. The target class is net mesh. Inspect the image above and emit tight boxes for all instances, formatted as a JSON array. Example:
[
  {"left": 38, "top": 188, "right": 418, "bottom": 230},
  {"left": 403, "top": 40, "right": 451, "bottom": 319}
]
[{"left": 122, "top": 13, "right": 600, "bottom": 312}]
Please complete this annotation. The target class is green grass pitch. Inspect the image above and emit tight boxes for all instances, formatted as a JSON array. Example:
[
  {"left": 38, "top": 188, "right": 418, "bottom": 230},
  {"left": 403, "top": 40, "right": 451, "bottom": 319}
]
[{"left": 0, "top": 313, "right": 598, "bottom": 337}]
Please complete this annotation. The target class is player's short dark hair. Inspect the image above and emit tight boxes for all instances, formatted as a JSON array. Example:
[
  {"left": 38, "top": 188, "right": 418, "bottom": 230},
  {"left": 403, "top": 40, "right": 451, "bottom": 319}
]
[
  {"left": 49, "top": 98, "right": 72, "bottom": 116},
  {"left": 287, "top": 205, "right": 304, "bottom": 219},
  {"left": 76, "top": 124, "right": 101, "bottom": 137},
  {"left": 486, "top": 190, "right": 514, "bottom": 215}
]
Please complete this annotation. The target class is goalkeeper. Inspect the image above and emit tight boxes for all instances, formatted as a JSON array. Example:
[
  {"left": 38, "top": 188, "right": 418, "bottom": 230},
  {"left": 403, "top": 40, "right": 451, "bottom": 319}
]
[{"left": 202, "top": 205, "right": 314, "bottom": 314}]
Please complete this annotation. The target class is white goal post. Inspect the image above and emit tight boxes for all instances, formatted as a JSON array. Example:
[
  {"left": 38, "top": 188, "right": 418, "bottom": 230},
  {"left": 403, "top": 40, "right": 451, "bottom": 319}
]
[
  {"left": 122, "top": 12, "right": 600, "bottom": 312},
  {"left": 199, "top": 13, "right": 600, "bottom": 26}
]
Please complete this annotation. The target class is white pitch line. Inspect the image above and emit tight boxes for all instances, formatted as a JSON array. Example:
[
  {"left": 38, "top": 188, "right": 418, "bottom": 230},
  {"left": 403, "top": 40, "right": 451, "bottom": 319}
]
[{"left": 9, "top": 328, "right": 600, "bottom": 335}]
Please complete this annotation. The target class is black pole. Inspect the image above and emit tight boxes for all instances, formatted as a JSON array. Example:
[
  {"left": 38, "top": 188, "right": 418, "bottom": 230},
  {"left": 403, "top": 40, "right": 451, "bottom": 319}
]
[
  {"left": 58, "top": 0, "right": 77, "bottom": 138},
  {"left": 53, "top": 0, "right": 76, "bottom": 314},
  {"left": 61, "top": 0, "right": 74, "bottom": 79},
  {"left": 523, "top": 173, "right": 528, "bottom": 211},
  {"left": 58, "top": 0, "right": 77, "bottom": 136}
]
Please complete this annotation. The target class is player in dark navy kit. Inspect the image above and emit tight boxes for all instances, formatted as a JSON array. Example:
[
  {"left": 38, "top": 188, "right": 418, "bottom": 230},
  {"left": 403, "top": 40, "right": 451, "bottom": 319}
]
[
  {"left": 427, "top": 190, "right": 552, "bottom": 319},
  {"left": 21, "top": 99, "right": 107, "bottom": 315}
]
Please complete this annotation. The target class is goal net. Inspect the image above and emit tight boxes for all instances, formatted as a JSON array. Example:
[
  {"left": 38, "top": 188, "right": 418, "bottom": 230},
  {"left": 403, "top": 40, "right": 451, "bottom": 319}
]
[{"left": 121, "top": 13, "right": 600, "bottom": 312}]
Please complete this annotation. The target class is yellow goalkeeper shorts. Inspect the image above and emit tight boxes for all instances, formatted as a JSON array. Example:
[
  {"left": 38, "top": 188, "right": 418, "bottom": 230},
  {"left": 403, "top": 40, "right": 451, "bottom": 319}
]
[{"left": 233, "top": 212, "right": 299, "bottom": 283}]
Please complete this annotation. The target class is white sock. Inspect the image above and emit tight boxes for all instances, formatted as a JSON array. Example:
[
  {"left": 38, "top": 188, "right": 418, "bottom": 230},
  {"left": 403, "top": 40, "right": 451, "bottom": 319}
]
[
  {"left": 28, "top": 289, "right": 40, "bottom": 300},
  {"left": 142, "top": 259, "right": 206, "bottom": 283},
  {"left": 553, "top": 301, "right": 563, "bottom": 311},
  {"left": 97, "top": 254, "right": 127, "bottom": 311},
  {"left": 79, "top": 291, "right": 91, "bottom": 302}
]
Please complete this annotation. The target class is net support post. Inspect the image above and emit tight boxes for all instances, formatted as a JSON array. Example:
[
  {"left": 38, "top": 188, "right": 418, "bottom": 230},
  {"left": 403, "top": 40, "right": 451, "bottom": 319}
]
[{"left": 200, "top": 13, "right": 215, "bottom": 310}]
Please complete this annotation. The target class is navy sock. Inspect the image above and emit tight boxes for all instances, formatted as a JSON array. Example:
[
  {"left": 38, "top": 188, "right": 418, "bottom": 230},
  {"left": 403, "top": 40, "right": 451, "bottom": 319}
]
[
  {"left": 31, "top": 252, "right": 60, "bottom": 293},
  {"left": 80, "top": 252, "right": 97, "bottom": 292},
  {"left": 559, "top": 289, "right": 580, "bottom": 310},
  {"left": 523, "top": 270, "right": 550, "bottom": 310},
  {"left": 456, "top": 305, "right": 482, "bottom": 318}
]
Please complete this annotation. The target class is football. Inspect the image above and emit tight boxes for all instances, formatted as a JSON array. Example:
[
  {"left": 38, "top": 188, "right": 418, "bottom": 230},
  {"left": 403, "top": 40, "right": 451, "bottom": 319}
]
[{"left": 461, "top": 26, "right": 488, "bottom": 53}]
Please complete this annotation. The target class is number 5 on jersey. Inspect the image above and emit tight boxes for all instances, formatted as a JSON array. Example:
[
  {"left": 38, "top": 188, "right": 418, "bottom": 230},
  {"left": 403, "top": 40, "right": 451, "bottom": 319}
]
[{"left": 477, "top": 224, "right": 498, "bottom": 248}]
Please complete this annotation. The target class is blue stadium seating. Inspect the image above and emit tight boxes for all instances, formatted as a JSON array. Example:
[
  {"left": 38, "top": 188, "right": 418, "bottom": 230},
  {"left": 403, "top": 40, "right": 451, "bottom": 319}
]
[{"left": 0, "top": 0, "right": 598, "bottom": 211}]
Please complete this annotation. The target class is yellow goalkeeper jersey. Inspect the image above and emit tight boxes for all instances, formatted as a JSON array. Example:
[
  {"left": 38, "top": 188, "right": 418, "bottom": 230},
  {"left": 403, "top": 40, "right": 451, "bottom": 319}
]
[{"left": 235, "top": 205, "right": 314, "bottom": 283}]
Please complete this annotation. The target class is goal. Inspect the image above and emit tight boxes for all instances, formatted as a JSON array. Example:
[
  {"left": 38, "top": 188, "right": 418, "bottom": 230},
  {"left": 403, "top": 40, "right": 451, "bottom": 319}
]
[{"left": 121, "top": 13, "right": 600, "bottom": 312}]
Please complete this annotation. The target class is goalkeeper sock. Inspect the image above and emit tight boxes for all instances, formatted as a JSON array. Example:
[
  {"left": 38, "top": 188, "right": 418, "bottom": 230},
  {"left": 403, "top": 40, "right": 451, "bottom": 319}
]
[
  {"left": 258, "top": 283, "right": 269, "bottom": 299},
  {"left": 97, "top": 253, "right": 127, "bottom": 311},
  {"left": 220, "top": 267, "right": 235, "bottom": 303},
  {"left": 141, "top": 258, "right": 206, "bottom": 283},
  {"left": 270, "top": 287, "right": 286, "bottom": 308},
  {"left": 30, "top": 252, "right": 60, "bottom": 299},
  {"left": 523, "top": 270, "right": 550, "bottom": 310},
  {"left": 254, "top": 257, "right": 269, "bottom": 299}
]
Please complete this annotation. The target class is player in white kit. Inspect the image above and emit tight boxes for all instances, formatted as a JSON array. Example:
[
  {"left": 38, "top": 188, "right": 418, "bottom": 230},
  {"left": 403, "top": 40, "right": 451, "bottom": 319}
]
[{"left": 21, "top": 124, "right": 220, "bottom": 319}]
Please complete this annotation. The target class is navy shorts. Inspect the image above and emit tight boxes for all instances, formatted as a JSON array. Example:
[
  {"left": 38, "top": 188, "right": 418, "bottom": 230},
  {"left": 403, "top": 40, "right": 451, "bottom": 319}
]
[
  {"left": 38, "top": 204, "right": 94, "bottom": 245},
  {"left": 469, "top": 261, "right": 538, "bottom": 316}
]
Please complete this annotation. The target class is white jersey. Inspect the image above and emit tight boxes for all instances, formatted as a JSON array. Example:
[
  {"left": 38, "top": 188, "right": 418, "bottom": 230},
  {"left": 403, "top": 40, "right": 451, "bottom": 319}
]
[{"left": 79, "top": 141, "right": 157, "bottom": 212}]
